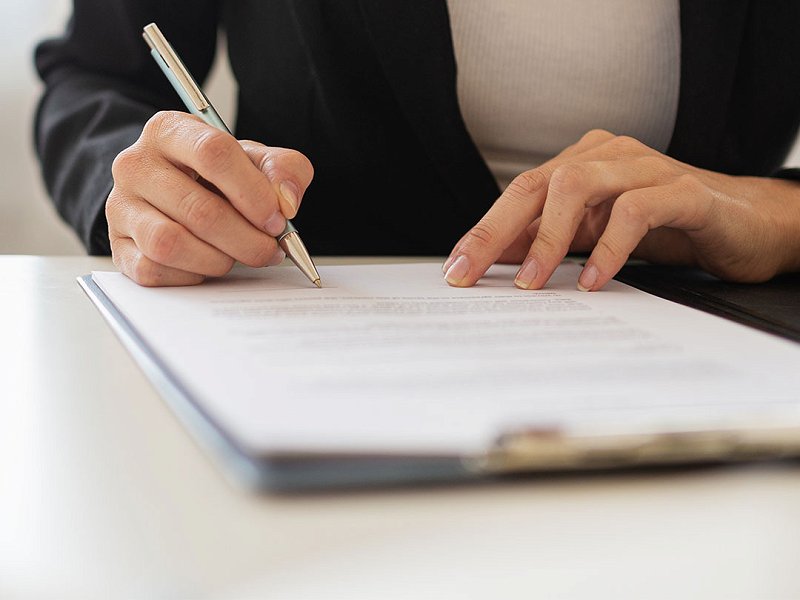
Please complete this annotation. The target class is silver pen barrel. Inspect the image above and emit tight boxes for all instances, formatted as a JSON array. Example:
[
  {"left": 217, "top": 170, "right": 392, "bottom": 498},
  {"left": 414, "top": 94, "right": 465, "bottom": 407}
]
[{"left": 143, "top": 22, "right": 321, "bottom": 288}]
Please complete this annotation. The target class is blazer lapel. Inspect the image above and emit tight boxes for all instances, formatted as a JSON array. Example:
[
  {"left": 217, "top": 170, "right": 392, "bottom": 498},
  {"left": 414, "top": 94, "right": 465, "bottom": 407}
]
[
  {"left": 358, "top": 1, "right": 751, "bottom": 211},
  {"left": 357, "top": 0, "right": 500, "bottom": 218},
  {"left": 668, "top": 0, "right": 749, "bottom": 169}
]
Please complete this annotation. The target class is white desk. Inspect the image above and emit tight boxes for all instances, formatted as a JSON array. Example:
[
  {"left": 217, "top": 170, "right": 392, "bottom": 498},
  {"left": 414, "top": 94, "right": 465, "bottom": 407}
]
[{"left": 2, "top": 256, "right": 799, "bottom": 599}]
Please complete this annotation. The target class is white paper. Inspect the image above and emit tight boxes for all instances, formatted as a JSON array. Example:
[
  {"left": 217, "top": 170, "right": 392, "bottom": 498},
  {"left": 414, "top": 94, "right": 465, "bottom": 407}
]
[{"left": 92, "top": 263, "right": 800, "bottom": 455}]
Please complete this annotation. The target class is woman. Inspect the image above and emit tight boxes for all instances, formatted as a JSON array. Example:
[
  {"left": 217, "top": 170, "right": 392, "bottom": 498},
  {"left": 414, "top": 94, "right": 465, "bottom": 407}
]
[{"left": 35, "top": 1, "right": 800, "bottom": 289}]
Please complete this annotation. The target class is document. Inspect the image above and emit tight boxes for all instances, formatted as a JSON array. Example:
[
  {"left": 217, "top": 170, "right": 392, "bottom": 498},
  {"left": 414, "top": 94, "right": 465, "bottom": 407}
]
[{"left": 91, "top": 263, "right": 800, "bottom": 457}]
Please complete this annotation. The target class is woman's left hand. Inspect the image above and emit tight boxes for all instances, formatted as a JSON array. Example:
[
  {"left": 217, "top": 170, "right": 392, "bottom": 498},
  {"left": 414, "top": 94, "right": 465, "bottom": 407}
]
[{"left": 443, "top": 129, "right": 800, "bottom": 291}]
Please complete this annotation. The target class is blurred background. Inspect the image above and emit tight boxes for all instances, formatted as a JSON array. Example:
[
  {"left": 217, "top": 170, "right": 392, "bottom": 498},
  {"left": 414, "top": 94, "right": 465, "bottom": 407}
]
[
  {"left": 1, "top": 0, "right": 236, "bottom": 255},
  {"left": 2, "top": 1, "right": 798, "bottom": 256}
]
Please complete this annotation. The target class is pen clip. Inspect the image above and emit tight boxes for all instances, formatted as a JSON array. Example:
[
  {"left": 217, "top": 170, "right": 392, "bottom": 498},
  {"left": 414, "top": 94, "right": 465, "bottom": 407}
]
[{"left": 142, "top": 22, "right": 210, "bottom": 112}]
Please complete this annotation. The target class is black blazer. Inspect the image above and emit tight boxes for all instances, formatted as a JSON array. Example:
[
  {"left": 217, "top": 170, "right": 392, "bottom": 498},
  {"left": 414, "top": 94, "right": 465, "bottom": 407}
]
[{"left": 35, "top": 1, "right": 800, "bottom": 255}]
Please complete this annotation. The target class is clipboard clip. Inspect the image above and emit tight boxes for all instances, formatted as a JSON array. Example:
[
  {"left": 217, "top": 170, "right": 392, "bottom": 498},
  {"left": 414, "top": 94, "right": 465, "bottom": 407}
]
[{"left": 465, "top": 425, "right": 800, "bottom": 474}]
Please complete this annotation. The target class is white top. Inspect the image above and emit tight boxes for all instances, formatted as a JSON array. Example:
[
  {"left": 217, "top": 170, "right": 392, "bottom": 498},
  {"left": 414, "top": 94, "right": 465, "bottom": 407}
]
[{"left": 446, "top": 0, "right": 681, "bottom": 189}]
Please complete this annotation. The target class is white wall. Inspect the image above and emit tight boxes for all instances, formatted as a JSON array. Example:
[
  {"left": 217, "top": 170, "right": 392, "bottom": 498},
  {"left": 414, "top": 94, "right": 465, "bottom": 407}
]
[
  {"left": 0, "top": 3, "right": 797, "bottom": 255},
  {"left": 1, "top": 0, "right": 81, "bottom": 254},
  {"left": 0, "top": 0, "right": 236, "bottom": 255}
]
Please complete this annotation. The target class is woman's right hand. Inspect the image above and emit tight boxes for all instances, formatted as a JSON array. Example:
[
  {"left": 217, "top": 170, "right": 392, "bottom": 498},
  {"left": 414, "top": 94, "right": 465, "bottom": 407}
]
[{"left": 106, "top": 111, "right": 314, "bottom": 286}]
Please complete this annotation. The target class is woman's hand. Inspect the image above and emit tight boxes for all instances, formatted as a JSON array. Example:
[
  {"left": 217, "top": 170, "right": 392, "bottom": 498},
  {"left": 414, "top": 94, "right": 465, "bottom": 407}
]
[
  {"left": 444, "top": 129, "right": 800, "bottom": 290},
  {"left": 106, "top": 111, "right": 314, "bottom": 286}
]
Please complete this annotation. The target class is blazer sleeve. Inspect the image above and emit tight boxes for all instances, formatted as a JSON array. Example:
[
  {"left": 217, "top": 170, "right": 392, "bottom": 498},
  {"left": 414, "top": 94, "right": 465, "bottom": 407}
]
[
  {"left": 34, "top": 1, "right": 220, "bottom": 254},
  {"left": 773, "top": 167, "right": 800, "bottom": 182}
]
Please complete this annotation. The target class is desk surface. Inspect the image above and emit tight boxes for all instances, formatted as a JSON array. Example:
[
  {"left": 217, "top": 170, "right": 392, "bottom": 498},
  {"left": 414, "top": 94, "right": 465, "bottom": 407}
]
[{"left": 2, "top": 256, "right": 799, "bottom": 599}]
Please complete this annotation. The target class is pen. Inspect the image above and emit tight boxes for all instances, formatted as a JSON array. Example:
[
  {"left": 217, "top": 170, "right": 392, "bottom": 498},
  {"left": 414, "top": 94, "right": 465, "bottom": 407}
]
[{"left": 142, "top": 22, "right": 321, "bottom": 288}]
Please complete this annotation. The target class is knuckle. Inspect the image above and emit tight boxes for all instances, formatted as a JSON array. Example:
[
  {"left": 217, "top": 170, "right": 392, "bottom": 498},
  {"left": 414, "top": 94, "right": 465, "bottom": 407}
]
[
  {"left": 237, "top": 139, "right": 258, "bottom": 153},
  {"left": 676, "top": 173, "right": 705, "bottom": 195},
  {"left": 181, "top": 189, "right": 224, "bottom": 233},
  {"left": 105, "top": 192, "right": 135, "bottom": 237},
  {"left": 549, "top": 163, "right": 586, "bottom": 196},
  {"left": 209, "top": 255, "right": 235, "bottom": 277},
  {"left": 606, "top": 135, "right": 642, "bottom": 155},
  {"left": 239, "top": 238, "right": 279, "bottom": 268},
  {"left": 532, "top": 226, "right": 561, "bottom": 256},
  {"left": 631, "top": 155, "right": 674, "bottom": 184},
  {"left": 110, "top": 237, "right": 125, "bottom": 270},
  {"left": 635, "top": 154, "right": 670, "bottom": 175},
  {"left": 193, "top": 129, "right": 236, "bottom": 173},
  {"left": 287, "top": 150, "right": 315, "bottom": 184},
  {"left": 105, "top": 191, "right": 122, "bottom": 222},
  {"left": 143, "top": 110, "right": 178, "bottom": 140},
  {"left": 580, "top": 129, "right": 615, "bottom": 146},
  {"left": 255, "top": 150, "right": 273, "bottom": 173},
  {"left": 675, "top": 175, "right": 714, "bottom": 226},
  {"left": 130, "top": 254, "right": 161, "bottom": 287},
  {"left": 507, "top": 170, "right": 547, "bottom": 198},
  {"left": 111, "top": 147, "right": 143, "bottom": 182},
  {"left": 595, "top": 236, "right": 626, "bottom": 260},
  {"left": 259, "top": 148, "right": 316, "bottom": 190},
  {"left": 144, "top": 220, "right": 183, "bottom": 264},
  {"left": 614, "top": 194, "right": 647, "bottom": 224},
  {"left": 465, "top": 219, "right": 500, "bottom": 248}
]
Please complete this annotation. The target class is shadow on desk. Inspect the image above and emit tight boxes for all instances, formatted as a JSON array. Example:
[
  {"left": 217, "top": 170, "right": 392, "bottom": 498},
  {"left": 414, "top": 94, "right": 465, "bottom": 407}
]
[{"left": 616, "top": 265, "right": 800, "bottom": 342}]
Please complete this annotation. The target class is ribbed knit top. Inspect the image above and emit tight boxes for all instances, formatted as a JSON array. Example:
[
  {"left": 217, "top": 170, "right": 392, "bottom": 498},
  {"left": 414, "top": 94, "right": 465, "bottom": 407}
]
[{"left": 446, "top": 0, "right": 681, "bottom": 189}]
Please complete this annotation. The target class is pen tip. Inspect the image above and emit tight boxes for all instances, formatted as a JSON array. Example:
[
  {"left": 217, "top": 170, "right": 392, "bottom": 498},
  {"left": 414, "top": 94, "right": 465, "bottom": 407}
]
[{"left": 313, "top": 279, "right": 322, "bottom": 288}]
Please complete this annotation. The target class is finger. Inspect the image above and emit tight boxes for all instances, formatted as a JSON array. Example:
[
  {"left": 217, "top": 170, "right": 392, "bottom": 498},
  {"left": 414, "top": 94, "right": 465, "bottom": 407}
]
[
  {"left": 515, "top": 155, "right": 672, "bottom": 289},
  {"left": 442, "top": 130, "right": 615, "bottom": 276},
  {"left": 577, "top": 177, "right": 713, "bottom": 291},
  {"left": 143, "top": 111, "right": 285, "bottom": 234},
  {"left": 137, "top": 160, "right": 282, "bottom": 268},
  {"left": 570, "top": 203, "right": 614, "bottom": 252},
  {"left": 443, "top": 131, "right": 613, "bottom": 271},
  {"left": 555, "top": 128, "right": 618, "bottom": 158},
  {"left": 110, "top": 236, "right": 205, "bottom": 287},
  {"left": 239, "top": 141, "right": 314, "bottom": 219},
  {"left": 115, "top": 196, "right": 235, "bottom": 277},
  {"left": 442, "top": 224, "right": 535, "bottom": 269},
  {"left": 443, "top": 130, "right": 623, "bottom": 287},
  {"left": 631, "top": 228, "right": 696, "bottom": 266},
  {"left": 497, "top": 219, "right": 540, "bottom": 264}
]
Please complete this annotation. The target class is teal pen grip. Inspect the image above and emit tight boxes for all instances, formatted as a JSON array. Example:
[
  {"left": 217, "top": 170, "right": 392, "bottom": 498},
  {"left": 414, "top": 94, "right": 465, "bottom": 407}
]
[
  {"left": 198, "top": 106, "right": 229, "bottom": 132},
  {"left": 149, "top": 50, "right": 209, "bottom": 122},
  {"left": 279, "top": 220, "right": 297, "bottom": 239},
  {"left": 149, "top": 48, "right": 296, "bottom": 239}
]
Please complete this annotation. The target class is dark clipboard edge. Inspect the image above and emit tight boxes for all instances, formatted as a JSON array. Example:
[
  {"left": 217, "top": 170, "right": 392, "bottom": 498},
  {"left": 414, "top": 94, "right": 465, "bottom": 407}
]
[
  {"left": 78, "top": 275, "right": 470, "bottom": 492},
  {"left": 614, "top": 269, "right": 800, "bottom": 344}
]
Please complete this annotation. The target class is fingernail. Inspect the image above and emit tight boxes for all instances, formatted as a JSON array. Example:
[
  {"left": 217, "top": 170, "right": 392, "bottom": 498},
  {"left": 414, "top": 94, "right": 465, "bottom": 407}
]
[
  {"left": 514, "top": 258, "right": 539, "bottom": 289},
  {"left": 268, "top": 249, "right": 286, "bottom": 266},
  {"left": 442, "top": 255, "right": 456, "bottom": 274},
  {"left": 264, "top": 212, "right": 286, "bottom": 237},
  {"left": 444, "top": 255, "right": 470, "bottom": 286},
  {"left": 279, "top": 181, "right": 300, "bottom": 217},
  {"left": 577, "top": 265, "right": 598, "bottom": 292}
]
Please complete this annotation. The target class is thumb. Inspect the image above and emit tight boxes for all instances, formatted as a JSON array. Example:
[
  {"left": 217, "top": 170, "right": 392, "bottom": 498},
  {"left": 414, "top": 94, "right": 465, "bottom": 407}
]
[{"left": 239, "top": 140, "right": 314, "bottom": 219}]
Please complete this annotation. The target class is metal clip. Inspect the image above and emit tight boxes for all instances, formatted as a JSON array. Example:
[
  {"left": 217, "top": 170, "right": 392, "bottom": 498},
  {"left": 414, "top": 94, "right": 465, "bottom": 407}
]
[
  {"left": 465, "top": 425, "right": 800, "bottom": 474},
  {"left": 142, "top": 23, "right": 210, "bottom": 112}
]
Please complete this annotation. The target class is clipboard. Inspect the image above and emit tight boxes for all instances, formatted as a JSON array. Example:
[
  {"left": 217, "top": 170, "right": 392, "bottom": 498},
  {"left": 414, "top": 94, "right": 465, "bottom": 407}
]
[
  {"left": 616, "top": 265, "right": 800, "bottom": 343},
  {"left": 77, "top": 264, "right": 800, "bottom": 492},
  {"left": 79, "top": 274, "right": 470, "bottom": 490}
]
